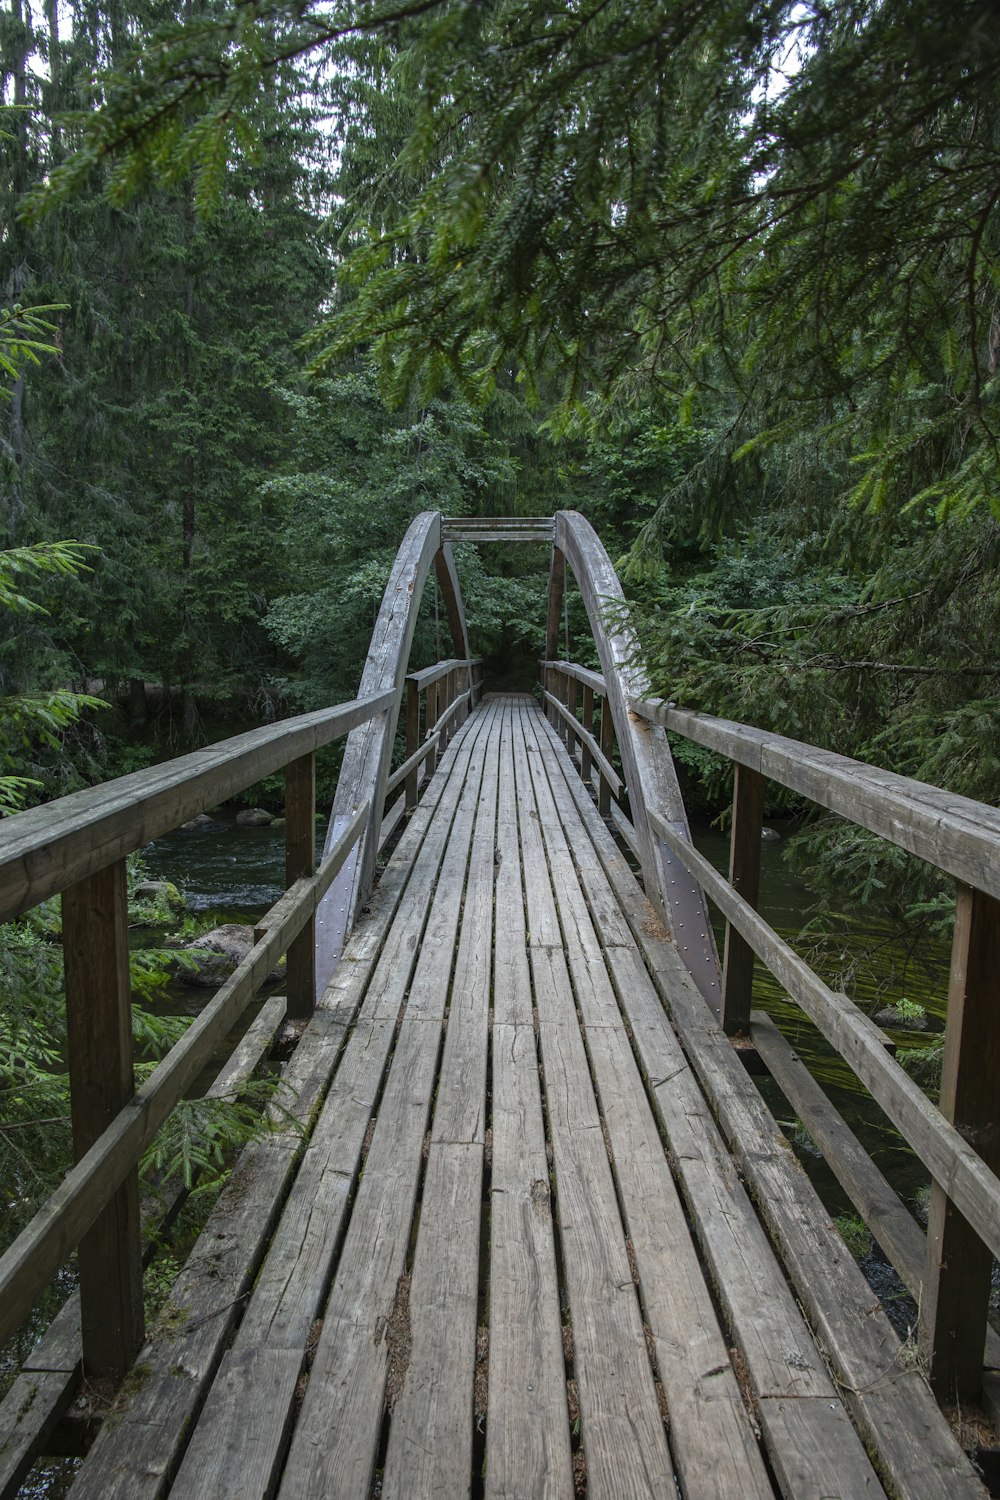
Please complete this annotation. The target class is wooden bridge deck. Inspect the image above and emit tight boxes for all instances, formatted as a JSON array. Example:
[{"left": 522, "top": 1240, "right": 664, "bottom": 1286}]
[{"left": 62, "top": 695, "right": 984, "bottom": 1500}]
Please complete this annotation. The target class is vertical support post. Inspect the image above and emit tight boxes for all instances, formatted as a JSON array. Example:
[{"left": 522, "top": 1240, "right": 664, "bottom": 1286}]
[
  {"left": 405, "top": 678, "right": 420, "bottom": 810},
  {"left": 598, "top": 694, "right": 615, "bottom": 816},
  {"left": 285, "top": 751, "right": 317, "bottom": 1020},
  {"left": 581, "top": 684, "right": 594, "bottom": 784},
  {"left": 426, "top": 682, "right": 438, "bottom": 777},
  {"left": 920, "top": 884, "right": 1000, "bottom": 1402},
  {"left": 566, "top": 675, "right": 579, "bottom": 762},
  {"left": 62, "top": 862, "right": 144, "bottom": 1379},
  {"left": 721, "top": 764, "right": 764, "bottom": 1035}
]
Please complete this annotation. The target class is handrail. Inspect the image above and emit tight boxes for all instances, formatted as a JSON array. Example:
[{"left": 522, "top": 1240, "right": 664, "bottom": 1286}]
[
  {"left": 407, "top": 657, "right": 481, "bottom": 691},
  {"left": 634, "top": 690, "right": 1000, "bottom": 1406},
  {"left": 0, "top": 510, "right": 479, "bottom": 1394},
  {"left": 543, "top": 513, "right": 720, "bottom": 1008},
  {"left": 0, "top": 802, "right": 368, "bottom": 1354},
  {"left": 0, "top": 690, "right": 394, "bottom": 922},
  {"left": 633, "top": 698, "right": 1000, "bottom": 902},
  {"left": 540, "top": 658, "right": 607, "bottom": 697}
]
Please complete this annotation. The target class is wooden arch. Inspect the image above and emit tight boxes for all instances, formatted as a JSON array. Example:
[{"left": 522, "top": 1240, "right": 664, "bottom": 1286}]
[
  {"left": 316, "top": 512, "right": 470, "bottom": 988},
  {"left": 547, "top": 511, "right": 721, "bottom": 1009}
]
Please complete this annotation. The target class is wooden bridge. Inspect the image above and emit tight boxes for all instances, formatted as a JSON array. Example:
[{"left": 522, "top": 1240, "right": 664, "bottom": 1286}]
[{"left": 1, "top": 512, "right": 1000, "bottom": 1498}]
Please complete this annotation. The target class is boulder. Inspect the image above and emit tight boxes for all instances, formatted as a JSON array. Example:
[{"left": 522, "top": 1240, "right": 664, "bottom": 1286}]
[
  {"left": 181, "top": 812, "right": 216, "bottom": 830},
  {"left": 179, "top": 924, "right": 283, "bottom": 988},
  {"left": 133, "top": 879, "right": 186, "bottom": 913},
  {"left": 761, "top": 826, "right": 781, "bottom": 843},
  {"left": 236, "top": 807, "right": 274, "bottom": 827}
]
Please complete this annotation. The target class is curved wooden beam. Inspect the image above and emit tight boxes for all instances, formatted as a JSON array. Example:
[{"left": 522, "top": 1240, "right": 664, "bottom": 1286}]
[
  {"left": 316, "top": 513, "right": 470, "bottom": 990},
  {"left": 552, "top": 511, "right": 721, "bottom": 1011}
]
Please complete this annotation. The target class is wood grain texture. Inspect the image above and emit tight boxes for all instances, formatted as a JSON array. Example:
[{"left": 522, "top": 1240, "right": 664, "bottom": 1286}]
[
  {"left": 0, "top": 688, "right": 393, "bottom": 924},
  {"left": 721, "top": 762, "right": 763, "bottom": 1034},
  {"left": 520, "top": 703, "right": 773, "bottom": 1500},
  {"left": 638, "top": 697, "right": 1000, "bottom": 903},
  {"left": 66, "top": 718, "right": 490, "bottom": 1500},
  {"left": 547, "top": 728, "right": 982, "bottom": 1499},
  {"left": 62, "top": 860, "right": 143, "bottom": 1379},
  {"left": 381, "top": 706, "right": 501, "bottom": 1497},
  {"left": 553, "top": 511, "right": 720, "bottom": 1009},
  {"left": 169, "top": 707, "right": 499, "bottom": 1500},
  {"left": 513, "top": 707, "right": 677, "bottom": 1500},
  {"left": 921, "top": 884, "right": 1000, "bottom": 1400},
  {"left": 277, "top": 710, "right": 496, "bottom": 1500},
  {"left": 651, "top": 806, "right": 1000, "bottom": 1275}
]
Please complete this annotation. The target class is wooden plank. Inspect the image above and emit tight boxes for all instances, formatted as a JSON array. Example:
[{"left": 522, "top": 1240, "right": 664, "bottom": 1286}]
[
  {"left": 405, "top": 677, "right": 420, "bottom": 808},
  {"left": 64, "top": 716, "right": 492, "bottom": 1500},
  {"left": 520, "top": 705, "right": 781, "bottom": 1500},
  {"left": 381, "top": 1144, "right": 483, "bottom": 1499},
  {"left": 637, "top": 697, "right": 1000, "bottom": 905},
  {"left": 921, "top": 884, "right": 1000, "bottom": 1401},
  {"left": 381, "top": 705, "right": 502, "bottom": 1497},
  {"left": 284, "top": 751, "right": 316, "bottom": 1020},
  {"left": 276, "top": 711, "right": 495, "bottom": 1500},
  {"left": 0, "top": 687, "right": 394, "bottom": 924},
  {"left": 168, "top": 705, "right": 499, "bottom": 1500},
  {"left": 749, "top": 1012, "right": 927, "bottom": 1300},
  {"left": 0, "top": 798, "right": 372, "bottom": 1354},
  {"left": 531, "top": 713, "right": 897, "bottom": 1493},
  {"left": 650, "top": 806, "right": 1000, "bottom": 1274},
  {"left": 513, "top": 706, "right": 676, "bottom": 1499},
  {"left": 0, "top": 1301, "right": 80, "bottom": 1500},
  {"left": 62, "top": 860, "right": 144, "bottom": 1380},
  {"left": 407, "top": 657, "right": 480, "bottom": 690},
  {"left": 722, "top": 763, "right": 763, "bottom": 1035},
  {"left": 598, "top": 693, "right": 614, "bottom": 816},
  {"left": 378, "top": 791, "right": 406, "bottom": 851},
  {"left": 546, "top": 730, "right": 982, "bottom": 1499},
  {"left": 539, "top": 660, "right": 607, "bottom": 697},
  {"left": 0, "top": 995, "right": 287, "bottom": 1499},
  {"left": 487, "top": 1020, "right": 574, "bottom": 1500}
]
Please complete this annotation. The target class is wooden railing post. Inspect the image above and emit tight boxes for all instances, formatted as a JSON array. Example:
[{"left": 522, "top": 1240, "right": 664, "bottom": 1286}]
[
  {"left": 598, "top": 696, "right": 615, "bottom": 815},
  {"left": 285, "top": 751, "right": 317, "bottom": 1020},
  {"left": 721, "top": 764, "right": 764, "bottom": 1035},
  {"left": 62, "top": 861, "right": 144, "bottom": 1379},
  {"left": 426, "top": 681, "right": 438, "bottom": 777},
  {"left": 920, "top": 883, "right": 1000, "bottom": 1402},
  {"left": 566, "top": 675, "right": 579, "bottom": 761},
  {"left": 405, "top": 679, "right": 420, "bottom": 810},
  {"left": 581, "top": 683, "right": 594, "bottom": 784}
]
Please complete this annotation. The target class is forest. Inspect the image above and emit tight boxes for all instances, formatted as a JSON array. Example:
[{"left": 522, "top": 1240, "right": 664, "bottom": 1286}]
[{"left": 1, "top": 0, "right": 999, "bottom": 1299}]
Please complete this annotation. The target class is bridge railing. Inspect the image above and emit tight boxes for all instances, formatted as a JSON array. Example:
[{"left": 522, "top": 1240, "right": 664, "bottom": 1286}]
[
  {"left": 540, "top": 650, "right": 1000, "bottom": 1406},
  {"left": 0, "top": 511, "right": 478, "bottom": 1410}
]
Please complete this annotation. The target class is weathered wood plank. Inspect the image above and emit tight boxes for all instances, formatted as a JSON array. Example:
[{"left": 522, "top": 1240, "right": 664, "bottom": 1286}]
[
  {"left": 485, "top": 703, "right": 574, "bottom": 1495},
  {"left": 721, "top": 763, "right": 763, "bottom": 1035},
  {"left": 544, "top": 721, "right": 982, "bottom": 1499},
  {"left": 167, "top": 706, "right": 500, "bottom": 1500},
  {"left": 650, "top": 806, "right": 1000, "bottom": 1275},
  {"left": 63, "top": 859, "right": 144, "bottom": 1381},
  {"left": 921, "top": 884, "right": 1000, "bottom": 1401},
  {"left": 637, "top": 697, "right": 1000, "bottom": 905},
  {"left": 284, "top": 751, "right": 316, "bottom": 1020},
  {"left": 276, "top": 710, "right": 496, "bottom": 1500},
  {"left": 67, "top": 716, "right": 491, "bottom": 1500},
  {"left": 513, "top": 707, "right": 676, "bottom": 1500},
  {"left": 520, "top": 704, "right": 773, "bottom": 1500},
  {"left": 0, "top": 689, "right": 393, "bottom": 924},
  {"left": 381, "top": 706, "right": 502, "bottom": 1498}
]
